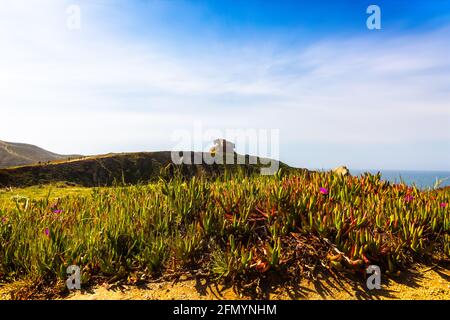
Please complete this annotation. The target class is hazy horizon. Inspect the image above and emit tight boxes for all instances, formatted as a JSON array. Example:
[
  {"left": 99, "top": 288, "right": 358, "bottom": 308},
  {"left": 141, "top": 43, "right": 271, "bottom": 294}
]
[
  {"left": 4, "top": 137, "right": 450, "bottom": 173},
  {"left": 1, "top": 0, "right": 449, "bottom": 171}
]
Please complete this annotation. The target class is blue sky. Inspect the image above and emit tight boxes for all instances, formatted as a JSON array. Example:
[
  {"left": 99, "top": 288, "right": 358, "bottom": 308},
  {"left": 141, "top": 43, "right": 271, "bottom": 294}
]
[{"left": 0, "top": 0, "right": 449, "bottom": 170}]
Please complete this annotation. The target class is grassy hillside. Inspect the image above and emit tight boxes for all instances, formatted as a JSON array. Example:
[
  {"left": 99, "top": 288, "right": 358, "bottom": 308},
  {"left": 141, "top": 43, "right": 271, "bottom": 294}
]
[
  {"left": 0, "top": 151, "right": 289, "bottom": 188},
  {"left": 0, "top": 140, "right": 80, "bottom": 169},
  {"left": 0, "top": 184, "right": 95, "bottom": 210}
]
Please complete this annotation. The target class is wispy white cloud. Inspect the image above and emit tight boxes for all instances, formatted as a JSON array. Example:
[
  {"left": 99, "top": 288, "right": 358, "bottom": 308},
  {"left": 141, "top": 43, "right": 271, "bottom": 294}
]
[{"left": 0, "top": 0, "right": 449, "bottom": 169}]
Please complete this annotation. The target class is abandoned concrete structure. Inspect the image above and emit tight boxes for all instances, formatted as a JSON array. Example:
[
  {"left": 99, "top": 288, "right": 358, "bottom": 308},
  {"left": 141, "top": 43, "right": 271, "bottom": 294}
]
[{"left": 210, "top": 139, "right": 235, "bottom": 154}]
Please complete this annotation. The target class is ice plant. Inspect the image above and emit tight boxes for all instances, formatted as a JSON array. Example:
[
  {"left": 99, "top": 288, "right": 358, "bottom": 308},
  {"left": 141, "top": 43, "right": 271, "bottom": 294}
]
[{"left": 0, "top": 170, "right": 448, "bottom": 296}]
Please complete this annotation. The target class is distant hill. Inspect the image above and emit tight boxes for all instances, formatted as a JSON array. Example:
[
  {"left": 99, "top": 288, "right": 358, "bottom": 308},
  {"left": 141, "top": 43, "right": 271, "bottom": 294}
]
[
  {"left": 0, "top": 151, "right": 295, "bottom": 188},
  {"left": 0, "top": 140, "right": 80, "bottom": 169}
]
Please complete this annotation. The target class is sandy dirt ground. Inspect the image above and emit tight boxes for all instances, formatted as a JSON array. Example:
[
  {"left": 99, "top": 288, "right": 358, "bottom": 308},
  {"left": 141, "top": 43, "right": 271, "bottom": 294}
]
[
  {"left": 1, "top": 265, "right": 448, "bottom": 300},
  {"left": 59, "top": 265, "right": 450, "bottom": 300}
]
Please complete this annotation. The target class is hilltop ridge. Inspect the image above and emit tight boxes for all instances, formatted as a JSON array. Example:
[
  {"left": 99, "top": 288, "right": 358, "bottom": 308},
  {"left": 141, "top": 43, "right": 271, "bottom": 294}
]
[
  {"left": 0, "top": 140, "right": 79, "bottom": 169},
  {"left": 0, "top": 151, "right": 291, "bottom": 187}
]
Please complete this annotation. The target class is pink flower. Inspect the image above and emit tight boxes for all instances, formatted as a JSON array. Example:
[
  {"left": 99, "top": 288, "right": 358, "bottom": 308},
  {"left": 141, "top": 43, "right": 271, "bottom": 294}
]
[
  {"left": 44, "top": 228, "right": 50, "bottom": 237},
  {"left": 53, "top": 209, "right": 63, "bottom": 214},
  {"left": 404, "top": 195, "right": 414, "bottom": 202},
  {"left": 1, "top": 217, "right": 6, "bottom": 224},
  {"left": 319, "top": 187, "right": 329, "bottom": 195},
  {"left": 441, "top": 202, "right": 448, "bottom": 208}
]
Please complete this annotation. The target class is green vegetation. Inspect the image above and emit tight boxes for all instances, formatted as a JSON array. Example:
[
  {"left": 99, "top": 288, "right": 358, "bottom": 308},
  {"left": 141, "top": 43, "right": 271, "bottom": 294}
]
[
  {"left": 0, "top": 170, "right": 449, "bottom": 297},
  {"left": 0, "top": 184, "right": 94, "bottom": 210},
  {"left": 0, "top": 151, "right": 286, "bottom": 188}
]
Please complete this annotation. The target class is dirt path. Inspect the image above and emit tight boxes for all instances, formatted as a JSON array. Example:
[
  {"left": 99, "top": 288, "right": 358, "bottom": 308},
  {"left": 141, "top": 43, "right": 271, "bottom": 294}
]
[{"left": 62, "top": 265, "right": 450, "bottom": 300}]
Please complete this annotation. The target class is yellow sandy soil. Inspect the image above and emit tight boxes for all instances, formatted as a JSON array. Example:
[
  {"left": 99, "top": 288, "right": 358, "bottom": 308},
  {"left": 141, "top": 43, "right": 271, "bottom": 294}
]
[
  {"left": 1, "top": 265, "right": 448, "bottom": 300},
  {"left": 59, "top": 265, "right": 450, "bottom": 300}
]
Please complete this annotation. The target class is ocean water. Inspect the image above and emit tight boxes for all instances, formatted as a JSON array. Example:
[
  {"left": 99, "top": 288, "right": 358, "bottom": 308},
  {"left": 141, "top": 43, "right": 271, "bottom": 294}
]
[{"left": 350, "top": 169, "right": 450, "bottom": 189}]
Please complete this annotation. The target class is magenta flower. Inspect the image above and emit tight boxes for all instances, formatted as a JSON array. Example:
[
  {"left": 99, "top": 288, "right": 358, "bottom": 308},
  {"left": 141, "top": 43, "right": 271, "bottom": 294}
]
[
  {"left": 441, "top": 202, "right": 448, "bottom": 208},
  {"left": 44, "top": 227, "right": 50, "bottom": 237},
  {"left": 319, "top": 187, "right": 329, "bottom": 195},
  {"left": 404, "top": 195, "right": 414, "bottom": 202},
  {"left": 53, "top": 209, "right": 63, "bottom": 214}
]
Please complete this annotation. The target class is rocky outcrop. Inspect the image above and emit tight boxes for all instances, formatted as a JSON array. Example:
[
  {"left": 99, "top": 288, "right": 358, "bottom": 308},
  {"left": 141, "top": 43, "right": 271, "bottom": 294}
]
[{"left": 332, "top": 166, "right": 350, "bottom": 176}]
